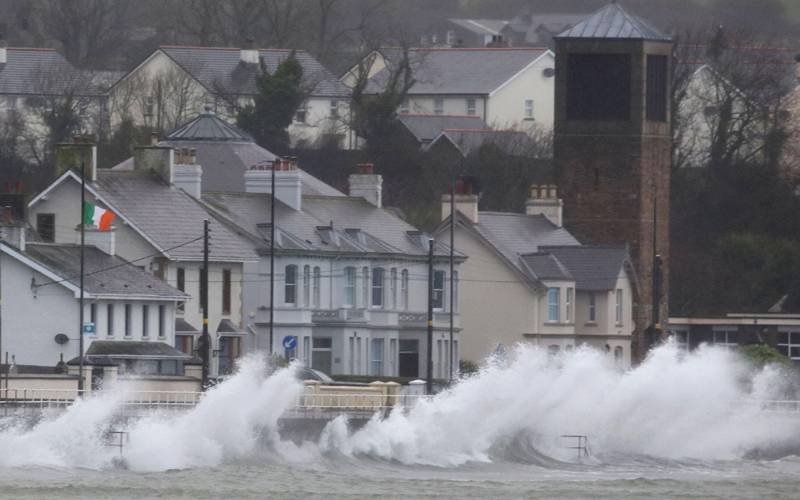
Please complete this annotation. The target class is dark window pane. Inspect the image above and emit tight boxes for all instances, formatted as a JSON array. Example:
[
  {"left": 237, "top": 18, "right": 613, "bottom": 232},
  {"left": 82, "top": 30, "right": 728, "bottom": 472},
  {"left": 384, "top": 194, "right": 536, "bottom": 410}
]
[
  {"left": 791, "top": 332, "right": 800, "bottom": 344},
  {"left": 777, "top": 345, "right": 789, "bottom": 356},
  {"left": 566, "top": 53, "right": 631, "bottom": 121},
  {"left": 778, "top": 332, "right": 789, "bottom": 344},
  {"left": 313, "top": 337, "right": 332, "bottom": 349},
  {"left": 791, "top": 346, "right": 800, "bottom": 358},
  {"left": 646, "top": 54, "right": 668, "bottom": 122},
  {"left": 222, "top": 269, "right": 231, "bottom": 314},
  {"left": 37, "top": 213, "right": 55, "bottom": 242}
]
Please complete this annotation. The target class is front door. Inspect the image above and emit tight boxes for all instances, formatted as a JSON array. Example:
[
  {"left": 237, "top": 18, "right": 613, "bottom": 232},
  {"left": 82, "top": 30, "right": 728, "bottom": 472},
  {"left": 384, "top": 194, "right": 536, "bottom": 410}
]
[{"left": 399, "top": 339, "right": 419, "bottom": 378}]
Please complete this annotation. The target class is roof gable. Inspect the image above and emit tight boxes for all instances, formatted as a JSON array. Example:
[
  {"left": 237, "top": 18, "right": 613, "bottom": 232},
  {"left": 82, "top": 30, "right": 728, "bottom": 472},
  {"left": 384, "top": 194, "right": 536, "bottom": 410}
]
[
  {"left": 369, "top": 47, "right": 549, "bottom": 95},
  {"left": 158, "top": 46, "right": 350, "bottom": 97}
]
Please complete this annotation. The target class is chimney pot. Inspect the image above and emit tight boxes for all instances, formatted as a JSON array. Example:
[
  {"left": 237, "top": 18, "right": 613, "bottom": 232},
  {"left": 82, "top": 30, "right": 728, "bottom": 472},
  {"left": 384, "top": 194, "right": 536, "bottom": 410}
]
[{"left": 525, "top": 183, "right": 562, "bottom": 226}]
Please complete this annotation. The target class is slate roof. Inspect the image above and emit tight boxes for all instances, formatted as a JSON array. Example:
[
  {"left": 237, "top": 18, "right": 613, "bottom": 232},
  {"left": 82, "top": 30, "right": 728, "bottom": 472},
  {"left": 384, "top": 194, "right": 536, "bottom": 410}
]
[
  {"left": 458, "top": 212, "right": 579, "bottom": 284},
  {"left": 556, "top": 3, "right": 671, "bottom": 41},
  {"left": 159, "top": 46, "right": 350, "bottom": 98},
  {"left": 398, "top": 114, "right": 488, "bottom": 144},
  {"left": 428, "top": 128, "right": 533, "bottom": 156},
  {"left": 167, "top": 108, "right": 254, "bottom": 141},
  {"left": 202, "top": 192, "right": 459, "bottom": 259},
  {"left": 368, "top": 47, "right": 549, "bottom": 95},
  {"left": 23, "top": 243, "right": 187, "bottom": 299},
  {"left": 176, "top": 318, "right": 200, "bottom": 334},
  {"left": 92, "top": 169, "right": 258, "bottom": 262},
  {"left": 0, "top": 48, "right": 91, "bottom": 96},
  {"left": 113, "top": 112, "right": 344, "bottom": 196},
  {"left": 521, "top": 252, "right": 573, "bottom": 281},
  {"left": 448, "top": 18, "right": 509, "bottom": 36},
  {"left": 540, "top": 245, "right": 630, "bottom": 290},
  {"left": 84, "top": 340, "right": 192, "bottom": 358}
]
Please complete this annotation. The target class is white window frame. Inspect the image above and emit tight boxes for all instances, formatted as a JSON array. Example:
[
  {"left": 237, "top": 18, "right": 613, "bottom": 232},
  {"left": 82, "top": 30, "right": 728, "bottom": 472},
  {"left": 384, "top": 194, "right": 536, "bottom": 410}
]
[
  {"left": 432, "top": 270, "right": 445, "bottom": 311},
  {"left": 401, "top": 269, "right": 409, "bottom": 310},
  {"left": 312, "top": 266, "right": 321, "bottom": 307},
  {"left": 390, "top": 268, "right": 397, "bottom": 309},
  {"left": 712, "top": 329, "right": 738, "bottom": 350},
  {"left": 371, "top": 338, "right": 384, "bottom": 376},
  {"left": 303, "top": 265, "right": 311, "bottom": 306},
  {"left": 343, "top": 266, "right": 356, "bottom": 308},
  {"left": 547, "top": 287, "right": 560, "bottom": 322},
  {"left": 362, "top": 267, "right": 370, "bottom": 308},
  {"left": 294, "top": 101, "right": 308, "bottom": 123},
  {"left": 452, "top": 271, "right": 459, "bottom": 312},
  {"left": 524, "top": 99, "right": 534, "bottom": 120},
  {"left": 329, "top": 99, "right": 339, "bottom": 118},
  {"left": 466, "top": 98, "right": 476, "bottom": 116},
  {"left": 778, "top": 331, "right": 800, "bottom": 360},
  {"left": 566, "top": 287, "right": 573, "bottom": 323},
  {"left": 588, "top": 292, "right": 596, "bottom": 322},
  {"left": 615, "top": 289, "right": 623, "bottom": 324},
  {"left": 434, "top": 97, "right": 444, "bottom": 115},
  {"left": 399, "top": 98, "right": 409, "bottom": 114},
  {"left": 372, "top": 267, "right": 385, "bottom": 308},
  {"left": 285, "top": 264, "right": 298, "bottom": 305}
]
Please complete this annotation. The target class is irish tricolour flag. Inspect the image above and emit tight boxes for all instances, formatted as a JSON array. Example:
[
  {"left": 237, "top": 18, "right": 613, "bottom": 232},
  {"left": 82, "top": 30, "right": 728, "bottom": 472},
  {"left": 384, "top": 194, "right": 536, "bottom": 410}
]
[{"left": 83, "top": 202, "right": 116, "bottom": 231}]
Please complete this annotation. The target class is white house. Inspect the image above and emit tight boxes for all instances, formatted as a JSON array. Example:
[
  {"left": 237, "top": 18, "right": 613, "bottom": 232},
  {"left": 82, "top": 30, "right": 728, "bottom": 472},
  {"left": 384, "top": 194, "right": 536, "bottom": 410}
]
[
  {"left": 0, "top": 221, "right": 190, "bottom": 384},
  {"left": 0, "top": 45, "right": 109, "bottom": 162},
  {"left": 342, "top": 47, "right": 555, "bottom": 134},
  {"left": 107, "top": 45, "right": 355, "bottom": 149},
  {"left": 433, "top": 181, "right": 635, "bottom": 368},
  {"left": 26, "top": 140, "right": 259, "bottom": 377},
  {"left": 202, "top": 161, "right": 464, "bottom": 380}
]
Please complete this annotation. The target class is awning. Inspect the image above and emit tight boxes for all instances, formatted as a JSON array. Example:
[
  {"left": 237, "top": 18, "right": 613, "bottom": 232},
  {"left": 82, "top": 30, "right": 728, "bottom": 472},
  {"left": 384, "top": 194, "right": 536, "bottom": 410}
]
[
  {"left": 176, "top": 318, "right": 200, "bottom": 335},
  {"left": 67, "top": 340, "right": 192, "bottom": 365},
  {"left": 216, "top": 319, "right": 246, "bottom": 337}
]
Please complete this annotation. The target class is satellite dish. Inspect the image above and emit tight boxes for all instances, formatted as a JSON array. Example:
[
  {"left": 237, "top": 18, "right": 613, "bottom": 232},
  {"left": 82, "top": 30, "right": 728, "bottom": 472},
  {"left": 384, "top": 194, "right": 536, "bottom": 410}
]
[
  {"left": 542, "top": 67, "right": 555, "bottom": 78},
  {"left": 54, "top": 333, "right": 69, "bottom": 345}
]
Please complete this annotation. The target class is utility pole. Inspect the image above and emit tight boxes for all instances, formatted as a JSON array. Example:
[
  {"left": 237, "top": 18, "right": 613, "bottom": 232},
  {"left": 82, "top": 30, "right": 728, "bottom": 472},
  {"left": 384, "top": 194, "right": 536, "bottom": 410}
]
[
  {"left": 78, "top": 161, "right": 86, "bottom": 394},
  {"left": 200, "top": 219, "right": 210, "bottom": 389},
  {"left": 650, "top": 184, "right": 662, "bottom": 349},
  {"left": 426, "top": 238, "right": 434, "bottom": 395},
  {"left": 269, "top": 160, "right": 276, "bottom": 355},
  {"left": 448, "top": 177, "right": 455, "bottom": 382}
]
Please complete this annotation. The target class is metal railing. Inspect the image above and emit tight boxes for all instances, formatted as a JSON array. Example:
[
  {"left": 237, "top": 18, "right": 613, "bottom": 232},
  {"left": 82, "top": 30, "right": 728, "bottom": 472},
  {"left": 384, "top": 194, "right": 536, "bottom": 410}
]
[
  {"left": 0, "top": 387, "right": 433, "bottom": 414},
  {"left": 5, "top": 388, "right": 797, "bottom": 416}
]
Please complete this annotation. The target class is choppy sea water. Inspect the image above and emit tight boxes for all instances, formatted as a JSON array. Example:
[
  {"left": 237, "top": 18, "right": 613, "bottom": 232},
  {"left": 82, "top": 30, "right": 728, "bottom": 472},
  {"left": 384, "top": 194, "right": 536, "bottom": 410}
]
[
  {"left": 2, "top": 344, "right": 800, "bottom": 499},
  {"left": 2, "top": 458, "right": 800, "bottom": 499}
]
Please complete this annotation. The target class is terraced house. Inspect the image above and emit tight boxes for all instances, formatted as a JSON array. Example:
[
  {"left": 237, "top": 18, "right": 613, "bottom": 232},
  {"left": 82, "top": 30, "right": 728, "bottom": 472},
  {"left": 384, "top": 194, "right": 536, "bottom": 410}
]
[{"left": 434, "top": 181, "right": 635, "bottom": 368}]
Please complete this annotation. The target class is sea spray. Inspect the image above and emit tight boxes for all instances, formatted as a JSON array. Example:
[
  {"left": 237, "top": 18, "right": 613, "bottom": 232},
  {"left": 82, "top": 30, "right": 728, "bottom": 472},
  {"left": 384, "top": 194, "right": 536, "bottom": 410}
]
[
  {"left": 320, "top": 342, "right": 800, "bottom": 465},
  {"left": 0, "top": 390, "right": 121, "bottom": 468},
  {"left": 122, "top": 355, "right": 303, "bottom": 471}
]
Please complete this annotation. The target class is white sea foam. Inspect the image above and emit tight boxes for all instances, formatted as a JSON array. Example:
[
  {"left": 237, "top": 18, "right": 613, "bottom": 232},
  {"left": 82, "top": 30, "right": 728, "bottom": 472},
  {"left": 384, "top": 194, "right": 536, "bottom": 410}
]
[
  {"left": 320, "top": 342, "right": 800, "bottom": 465},
  {"left": 0, "top": 343, "right": 798, "bottom": 471}
]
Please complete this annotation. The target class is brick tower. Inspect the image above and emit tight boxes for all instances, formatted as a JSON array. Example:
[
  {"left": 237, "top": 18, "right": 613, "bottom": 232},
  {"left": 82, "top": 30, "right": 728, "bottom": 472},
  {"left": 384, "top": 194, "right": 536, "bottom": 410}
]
[{"left": 553, "top": 3, "right": 672, "bottom": 363}]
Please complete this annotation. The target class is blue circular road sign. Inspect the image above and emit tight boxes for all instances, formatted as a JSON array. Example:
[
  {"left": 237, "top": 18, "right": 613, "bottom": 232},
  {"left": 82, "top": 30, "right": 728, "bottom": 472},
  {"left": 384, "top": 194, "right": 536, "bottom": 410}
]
[{"left": 282, "top": 335, "right": 297, "bottom": 350}]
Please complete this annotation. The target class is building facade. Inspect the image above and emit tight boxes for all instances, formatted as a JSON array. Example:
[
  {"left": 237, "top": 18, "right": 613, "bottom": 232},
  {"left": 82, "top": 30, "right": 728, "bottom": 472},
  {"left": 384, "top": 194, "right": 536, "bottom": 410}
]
[{"left": 433, "top": 182, "right": 634, "bottom": 368}]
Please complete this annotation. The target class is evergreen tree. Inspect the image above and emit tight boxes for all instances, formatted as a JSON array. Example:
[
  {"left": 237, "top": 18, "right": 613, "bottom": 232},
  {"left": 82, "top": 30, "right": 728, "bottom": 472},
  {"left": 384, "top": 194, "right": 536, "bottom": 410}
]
[{"left": 237, "top": 52, "right": 305, "bottom": 154}]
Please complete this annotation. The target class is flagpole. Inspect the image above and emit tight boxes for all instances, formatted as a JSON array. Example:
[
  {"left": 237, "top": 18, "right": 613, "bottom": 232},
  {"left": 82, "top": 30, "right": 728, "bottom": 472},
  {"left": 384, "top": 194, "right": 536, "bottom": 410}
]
[{"left": 78, "top": 161, "right": 85, "bottom": 394}]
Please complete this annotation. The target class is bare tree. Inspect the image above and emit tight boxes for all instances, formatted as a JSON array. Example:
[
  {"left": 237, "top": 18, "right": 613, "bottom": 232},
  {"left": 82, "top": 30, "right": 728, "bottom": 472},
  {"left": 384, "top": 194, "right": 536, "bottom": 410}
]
[
  {"left": 34, "top": 0, "right": 132, "bottom": 68},
  {"left": 672, "top": 28, "right": 796, "bottom": 171}
]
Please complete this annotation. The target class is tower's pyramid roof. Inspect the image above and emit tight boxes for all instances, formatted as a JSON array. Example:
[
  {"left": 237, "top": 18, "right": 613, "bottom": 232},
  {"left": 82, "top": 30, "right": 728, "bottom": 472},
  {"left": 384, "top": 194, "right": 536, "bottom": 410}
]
[
  {"left": 556, "top": 2, "right": 670, "bottom": 42},
  {"left": 166, "top": 107, "right": 253, "bottom": 142}
]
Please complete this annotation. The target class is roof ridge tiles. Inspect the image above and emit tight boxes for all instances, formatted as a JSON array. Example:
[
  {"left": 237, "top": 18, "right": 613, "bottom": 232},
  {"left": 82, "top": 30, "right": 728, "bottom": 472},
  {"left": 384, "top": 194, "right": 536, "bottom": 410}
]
[
  {"left": 160, "top": 45, "right": 303, "bottom": 52},
  {"left": 7, "top": 47, "right": 59, "bottom": 52}
]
